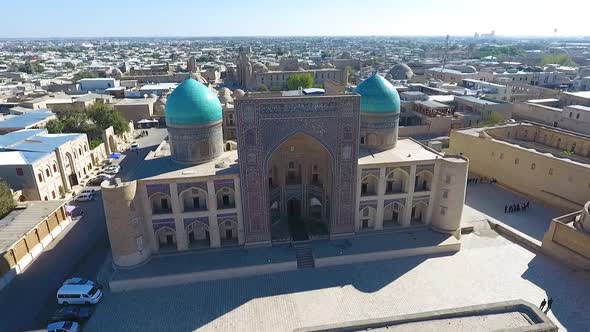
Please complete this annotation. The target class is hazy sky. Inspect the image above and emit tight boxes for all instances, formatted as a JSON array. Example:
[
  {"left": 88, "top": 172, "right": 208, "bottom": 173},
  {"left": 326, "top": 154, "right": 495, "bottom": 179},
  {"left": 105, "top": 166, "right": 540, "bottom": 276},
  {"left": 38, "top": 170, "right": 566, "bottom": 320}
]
[{"left": 2, "top": 0, "right": 589, "bottom": 38}]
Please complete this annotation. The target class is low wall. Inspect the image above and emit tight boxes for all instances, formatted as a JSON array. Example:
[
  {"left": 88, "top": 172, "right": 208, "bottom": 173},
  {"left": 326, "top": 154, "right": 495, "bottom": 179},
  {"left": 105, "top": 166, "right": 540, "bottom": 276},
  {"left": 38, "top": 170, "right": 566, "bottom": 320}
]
[
  {"left": 542, "top": 218, "right": 590, "bottom": 271},
  {"left": 294, "top": 300, "right": 557, "bottom": 332}
]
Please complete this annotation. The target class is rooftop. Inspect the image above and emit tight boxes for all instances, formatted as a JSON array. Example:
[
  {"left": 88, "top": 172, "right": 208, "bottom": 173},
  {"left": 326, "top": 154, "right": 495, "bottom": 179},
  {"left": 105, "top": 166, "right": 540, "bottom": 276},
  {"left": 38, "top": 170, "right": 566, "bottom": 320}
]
[
  {"left": 358, "top": 138, "right": 452, "bottom": 165},
  {"left": 454, "top": 95, "right": 500, "bottom": 105},
  {"left": 563, "top": 91, "right": 590, "bottom": 99},
  {"left": 0, "top": 109, "right": 55, "bottom": 130},
  {"left": 0, "top": 200, "right": 66, "bottom": 253}
]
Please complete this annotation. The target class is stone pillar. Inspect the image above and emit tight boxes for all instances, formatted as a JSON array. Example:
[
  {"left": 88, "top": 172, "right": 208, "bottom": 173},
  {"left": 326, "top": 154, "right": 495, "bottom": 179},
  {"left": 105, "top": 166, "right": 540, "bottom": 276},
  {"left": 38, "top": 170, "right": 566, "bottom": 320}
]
[
  {"left": 170, "top": 183, "right": 188, "bottom": 251},
  {"left": 355, "top": 167, "right": 362, "bottom": 232},
  {"left": 375, "top": 167, "right": 386, "bottom": 230},
  {"left": 425, "top": 163, "right": 441, "bottom": 225},
  {"left": 402, "top": 165, "right": 417, "bottom": 226},
  {"left": 207, "top": 181, "right": 221, "bottom": 248},
  {"left": 234, "top": 178, "right": 245, "bottom": 245},
  {"left": 54, "top": 149, "right": 71, "bottom": 193}
]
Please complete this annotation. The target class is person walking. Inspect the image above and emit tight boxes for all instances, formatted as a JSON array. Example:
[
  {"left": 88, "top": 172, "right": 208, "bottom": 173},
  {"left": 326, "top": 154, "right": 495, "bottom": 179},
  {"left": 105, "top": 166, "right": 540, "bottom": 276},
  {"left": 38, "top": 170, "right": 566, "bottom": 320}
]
[
  {"left": 505, "top": 205, "right": 508, "bottom": 213},
  {"left": 546, "top": 298, "right": 553, "bottom": 312},
  {"left": 539, "top": 298, "right": 546, "bottom": 310}
]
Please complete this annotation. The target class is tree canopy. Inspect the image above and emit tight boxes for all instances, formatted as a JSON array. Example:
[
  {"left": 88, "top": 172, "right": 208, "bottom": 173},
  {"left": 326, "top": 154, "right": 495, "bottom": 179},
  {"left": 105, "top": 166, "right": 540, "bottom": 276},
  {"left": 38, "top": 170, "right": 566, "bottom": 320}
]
[
  {"left": 287, "top": 73, "right": 314, "bottom": 90},
  {"left": 0, "top": 180, "right": 15, "bottom": 219},
  {"left": 11, "top": 61, "right": 45, "bottom": 74},
  {"left": 540, "top": 54, "right": 577, "bottom": 67},
  {"left": 46, "top": 102, "right": 129, "bottom": 140},
  {"left": 72, "top": 70, "right": 100, "bottom": 82}
]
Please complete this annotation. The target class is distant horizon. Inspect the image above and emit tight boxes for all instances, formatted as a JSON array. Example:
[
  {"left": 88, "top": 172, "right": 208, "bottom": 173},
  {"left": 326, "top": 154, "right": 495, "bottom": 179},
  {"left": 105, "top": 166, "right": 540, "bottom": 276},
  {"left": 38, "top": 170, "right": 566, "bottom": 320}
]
[{"left": 2, "top": 0, "right": 589, "bottom": 39}]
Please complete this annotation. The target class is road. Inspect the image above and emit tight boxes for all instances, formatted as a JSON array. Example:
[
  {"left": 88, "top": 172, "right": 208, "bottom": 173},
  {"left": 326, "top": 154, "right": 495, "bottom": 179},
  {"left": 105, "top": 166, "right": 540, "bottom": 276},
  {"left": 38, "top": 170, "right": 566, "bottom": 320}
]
[{"left": 0, "top": 128, "right": 167, "bottom": 332}]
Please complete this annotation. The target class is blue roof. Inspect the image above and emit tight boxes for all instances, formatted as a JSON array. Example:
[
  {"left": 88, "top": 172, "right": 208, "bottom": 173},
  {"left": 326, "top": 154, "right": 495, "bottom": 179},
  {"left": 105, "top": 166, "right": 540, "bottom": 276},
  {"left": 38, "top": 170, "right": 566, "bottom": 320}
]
[
  {"left": 354, "top": 74, "right": 401, "bottom": 114},
  {"left": 10, "top": 133, "right": 84, "bottom": 153},
  {"left": 165, "top": 78, "right": 222, "bottom": 125},
  {"left": 0, "top": 129, "right": 45, "bottom": 148},
  {"left": 0, "top": 129, "right": 85, "bottom": 166},
  {"left": 0, "top": 109, "right": 55, "bottom": 129}
]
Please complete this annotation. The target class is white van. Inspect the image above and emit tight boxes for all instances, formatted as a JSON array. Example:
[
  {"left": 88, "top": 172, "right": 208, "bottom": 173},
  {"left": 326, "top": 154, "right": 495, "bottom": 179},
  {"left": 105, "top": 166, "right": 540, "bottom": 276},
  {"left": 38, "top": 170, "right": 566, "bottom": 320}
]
[{"left": 57, "top": 284, "right": 102, "bottom": 305}]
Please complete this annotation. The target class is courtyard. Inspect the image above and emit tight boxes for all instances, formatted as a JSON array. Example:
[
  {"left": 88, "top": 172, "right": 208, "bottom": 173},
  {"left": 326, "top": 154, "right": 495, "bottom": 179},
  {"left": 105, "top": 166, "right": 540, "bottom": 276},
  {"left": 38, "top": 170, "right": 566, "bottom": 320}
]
[{"left": 85, "top": 226, "right": 589, "bottom": 331}]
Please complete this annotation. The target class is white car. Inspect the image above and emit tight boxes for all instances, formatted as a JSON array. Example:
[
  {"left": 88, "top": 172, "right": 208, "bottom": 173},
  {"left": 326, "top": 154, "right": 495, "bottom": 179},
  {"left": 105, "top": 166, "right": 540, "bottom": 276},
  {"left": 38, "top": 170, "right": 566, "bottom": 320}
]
[
  {"left": 47, "top": 321, "right": 79, "bottom": 332},
  {"left": 96, "top": 173, "right": 114, "bottom": 180},
  {"left": 130, "top": 142, "right": 139, "bottom": 150},
  {"left": 74, "top": 192, "right": 93, "bottom": 202},
  {"left": 103, "top": 165, "right": 120, "bottom": 174},
  {"left": 57, "top": 284, "right": 102, "bottom": 305},
  {"left": 63, "top": 277, "right": 103, "bottom": 289}
]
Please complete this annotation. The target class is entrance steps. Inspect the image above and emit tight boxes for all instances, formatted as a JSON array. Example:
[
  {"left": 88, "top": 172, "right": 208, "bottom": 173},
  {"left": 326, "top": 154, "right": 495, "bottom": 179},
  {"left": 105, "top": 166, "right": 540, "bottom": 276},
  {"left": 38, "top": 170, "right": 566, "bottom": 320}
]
[{"left": 293, "top": 240, "right": 315, "bottom": 269}]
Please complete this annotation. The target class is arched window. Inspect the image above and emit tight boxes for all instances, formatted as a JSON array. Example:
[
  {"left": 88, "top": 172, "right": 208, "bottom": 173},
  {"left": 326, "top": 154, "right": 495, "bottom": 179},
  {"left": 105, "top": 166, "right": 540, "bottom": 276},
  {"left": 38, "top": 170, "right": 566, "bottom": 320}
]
[{"left": 180, "top": 188, "right": 208, "bottom": 212}]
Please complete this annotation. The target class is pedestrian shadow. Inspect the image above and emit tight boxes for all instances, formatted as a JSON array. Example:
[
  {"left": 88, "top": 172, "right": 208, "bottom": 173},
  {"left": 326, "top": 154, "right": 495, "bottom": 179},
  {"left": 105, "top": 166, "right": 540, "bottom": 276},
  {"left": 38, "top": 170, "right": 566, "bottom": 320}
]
[{"left": 521, "top": 254, "right": 590, "bottom": 331}]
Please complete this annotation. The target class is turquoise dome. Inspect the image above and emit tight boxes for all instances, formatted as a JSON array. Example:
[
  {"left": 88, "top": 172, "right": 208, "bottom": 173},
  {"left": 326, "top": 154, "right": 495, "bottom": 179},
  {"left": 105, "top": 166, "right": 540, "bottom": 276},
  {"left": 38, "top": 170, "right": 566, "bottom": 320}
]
[
  {"left": 165, "top": 78, "right": 222, "bottom": 125},
  {"left": 354, "top": 74, "right": 401, "bottom": 113}
]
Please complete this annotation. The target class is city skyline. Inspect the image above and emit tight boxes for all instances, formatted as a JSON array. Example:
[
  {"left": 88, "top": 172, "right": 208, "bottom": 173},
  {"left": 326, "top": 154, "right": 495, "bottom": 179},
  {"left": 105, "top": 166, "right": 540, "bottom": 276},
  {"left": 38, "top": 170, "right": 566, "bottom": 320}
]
[{"left": 2, "top": 0, "right": 590, "bottom": 38}]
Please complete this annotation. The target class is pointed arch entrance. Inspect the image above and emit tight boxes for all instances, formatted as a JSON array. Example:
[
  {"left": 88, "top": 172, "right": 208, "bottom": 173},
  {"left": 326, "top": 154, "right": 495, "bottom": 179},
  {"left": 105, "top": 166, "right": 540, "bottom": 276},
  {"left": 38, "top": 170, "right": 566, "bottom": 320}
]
[{"left": 267, "top": 132, "right": 332, "bottom": 241}]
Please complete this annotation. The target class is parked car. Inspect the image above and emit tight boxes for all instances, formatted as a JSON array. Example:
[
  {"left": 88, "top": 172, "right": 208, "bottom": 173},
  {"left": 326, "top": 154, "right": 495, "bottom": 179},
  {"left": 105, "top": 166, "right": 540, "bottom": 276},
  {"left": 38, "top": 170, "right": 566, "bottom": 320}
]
[
  {"left": 63, "top": 277, "right": 103, "bottom": 289},
  {"left": 96, "top": 173, "right": 114, "bottom": 180},
  {"left": 86, "top": 177, "right": 105, "bottom": 186},
  {"left": 51, "top": 306, "right": 91, "bottom": 322},
  {"left": 57, "top": 284, "right": 103, "bottom": 305},
  {"left": 46, "top": 321, "right": 80, "bottom": 332},
  {"left": 74, "top": 192, "right": 93, "bottom": 202},
  {"left": 130, "top": 142, "right": 139, "bottom": 150},
  {"left": 103, "top": 165, "right": 120, "bottom": 175}
]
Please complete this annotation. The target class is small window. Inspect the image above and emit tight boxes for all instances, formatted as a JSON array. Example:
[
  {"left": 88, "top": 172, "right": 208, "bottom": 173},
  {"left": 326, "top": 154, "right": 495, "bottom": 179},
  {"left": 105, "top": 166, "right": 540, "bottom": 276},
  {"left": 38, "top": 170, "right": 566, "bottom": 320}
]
[
  {"left": 531, "top": 163, "right": 536, "bottom": 170},
  {"left": 445, "top": 175, "right": 452, "bottom": 184},
  {"left": 514, "top": 158, "right": 519, "bottom": 165},
  {"left": 53, "top": 164, "right": 57, "bottom": 172},
  {"left": 52, "top": 191, "right": 56, "bottom": 199},
  {"left": 442, "top": 190, "right": 449, "bottom": 199},
  {"left": 363, "top": 209, "right": 369, "bottom": 217},
  {"left": 288, "top": 161, "right": 295, "bottom": 169},
  {"left": 16, "top": 168, "right": 24, "bottom": 176},
  {"left": 38, "top": 173, "right": 43, "bottom": 182},
  {"left": 576, "top": 113, "right": 580, "bottom": 119},
  {"left": 549, "top": 168, "right": 553, "bottom": 175},
  {"left": 360, "top": 136, "right": 365, "bottom": 144},
  {"left": 499, "top": 153, "right": 504, "bottom": 160},
  {"left": 46, "top": 169, "right": 51, "bottom": 177},
  {"left": 440, "top": 206, "right": 447, "bottom": 216}
]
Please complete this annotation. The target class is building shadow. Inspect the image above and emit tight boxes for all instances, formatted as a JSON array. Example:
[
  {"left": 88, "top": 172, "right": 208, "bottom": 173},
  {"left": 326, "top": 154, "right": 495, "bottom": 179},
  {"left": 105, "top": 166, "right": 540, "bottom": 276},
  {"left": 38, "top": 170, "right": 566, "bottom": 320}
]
[
  {"left": 520, "top": 253, "right": 590, "bottom": 331},
  {"left": 0, "top": 194, "right": 110, "bottom": 332},
  {"left": 86, "top": 249, "right": 456, "bottom": 331}
]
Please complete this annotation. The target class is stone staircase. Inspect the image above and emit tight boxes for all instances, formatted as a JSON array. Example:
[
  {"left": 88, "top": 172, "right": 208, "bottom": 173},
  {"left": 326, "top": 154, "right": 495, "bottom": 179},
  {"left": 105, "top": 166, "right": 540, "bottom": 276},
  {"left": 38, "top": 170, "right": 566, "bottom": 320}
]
[{"left": 293, "top": 240, "right": 315, "bottom": 269}]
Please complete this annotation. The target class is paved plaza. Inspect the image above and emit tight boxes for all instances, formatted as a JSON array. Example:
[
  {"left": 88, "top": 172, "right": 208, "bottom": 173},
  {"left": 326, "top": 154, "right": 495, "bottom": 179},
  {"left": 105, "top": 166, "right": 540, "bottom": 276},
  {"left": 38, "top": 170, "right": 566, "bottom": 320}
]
[
  {"left": 462, "top": 182, "right": 564, "bottom": 241},
  {"left": 85, "top": 225, "right": 589, "bottom": 331}
]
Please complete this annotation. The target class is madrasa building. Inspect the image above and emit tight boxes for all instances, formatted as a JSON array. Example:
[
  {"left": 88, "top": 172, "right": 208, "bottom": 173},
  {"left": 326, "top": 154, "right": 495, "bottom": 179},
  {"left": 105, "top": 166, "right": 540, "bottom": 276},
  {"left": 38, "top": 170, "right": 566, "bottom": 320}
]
[{"left": 102, "top": 75, "right": 469, "bottom": 267}]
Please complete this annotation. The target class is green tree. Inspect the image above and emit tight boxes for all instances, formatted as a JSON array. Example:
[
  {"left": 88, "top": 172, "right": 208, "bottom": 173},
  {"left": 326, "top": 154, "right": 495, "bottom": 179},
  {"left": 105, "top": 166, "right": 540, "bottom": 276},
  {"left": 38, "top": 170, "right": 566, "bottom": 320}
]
[
  {"left": 540, "top": 54, "right": 577, "bottom": 67},
  {"left": 89, "top": 139, "right": 103, "bottom": 149},
  {"left": 88, "top": 102, "right": 129, "bottom": 135},
  {"left": 0, "top": 180, "right": 16, "bottom": 219},
  {"left": 257, "top": 84, "right": 269, "bottom": 92},
  {"left": 345, "top": 66, "right": 355, "bottom": 76},
  {"left": 59, "top": 106, "right": 94, "bottom": 134},
  {"left": 287, "top": 73, "right": 314, "bottom": 90},
  {"left": 45, "top": 119, "right": 65, "bottom": 133},
  {"left": 72, "top": 70, "right": 99, "bottom": 82}
]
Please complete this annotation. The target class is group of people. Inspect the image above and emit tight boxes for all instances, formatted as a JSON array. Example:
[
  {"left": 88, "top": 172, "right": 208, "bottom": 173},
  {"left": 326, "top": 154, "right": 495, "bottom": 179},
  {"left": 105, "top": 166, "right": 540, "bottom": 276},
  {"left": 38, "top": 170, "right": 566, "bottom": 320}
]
[
  {"left": 505, "top": 201, "right": 530, "bottom": 213},
  {"left": 138, "top": 130, "right": 150, "bottom": 137},
  {"left": 539, "top": 297, "right": 554, "bottom": 313},
  {"left": 467, "top": 177, "right": 497, "bottom": 185}
]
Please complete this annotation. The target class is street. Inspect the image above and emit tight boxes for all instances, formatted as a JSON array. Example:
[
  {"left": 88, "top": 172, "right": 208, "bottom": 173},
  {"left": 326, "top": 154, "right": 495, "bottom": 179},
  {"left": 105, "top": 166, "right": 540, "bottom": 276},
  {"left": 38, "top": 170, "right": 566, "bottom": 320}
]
[{"left": 0, "top": 128, "right": 167, "bottom": 332}]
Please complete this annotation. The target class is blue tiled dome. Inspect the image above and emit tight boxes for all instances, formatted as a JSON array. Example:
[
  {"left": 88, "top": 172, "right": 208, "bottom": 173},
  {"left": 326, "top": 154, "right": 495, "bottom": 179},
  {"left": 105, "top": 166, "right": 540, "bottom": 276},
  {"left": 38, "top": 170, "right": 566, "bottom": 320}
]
[
  {"left": 354, "top": 74, "right": 401, "bottom": 114},
  {"left": 165, "top": 78, "right": 222, "bottom": 125}
]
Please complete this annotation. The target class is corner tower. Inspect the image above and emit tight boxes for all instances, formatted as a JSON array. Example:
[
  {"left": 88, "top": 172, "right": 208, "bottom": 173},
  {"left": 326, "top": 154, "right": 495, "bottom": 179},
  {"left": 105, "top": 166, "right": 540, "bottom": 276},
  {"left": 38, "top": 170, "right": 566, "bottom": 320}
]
[
  {"left": 165, "top": 78, "right": 224, "bottom": 164},
  {"left": 354, "top": 73, "right": 401, "bottom": 151}
]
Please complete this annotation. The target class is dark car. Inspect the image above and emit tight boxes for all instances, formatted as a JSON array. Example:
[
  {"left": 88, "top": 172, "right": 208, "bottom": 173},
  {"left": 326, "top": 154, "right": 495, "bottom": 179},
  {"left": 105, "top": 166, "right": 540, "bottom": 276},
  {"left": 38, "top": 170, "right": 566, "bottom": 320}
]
[
  {"left": 51, "top": 306, "right": 92, "bottom": 322},
  {"left": 86, "top": 177, "right": 105, "bottom": 186}
]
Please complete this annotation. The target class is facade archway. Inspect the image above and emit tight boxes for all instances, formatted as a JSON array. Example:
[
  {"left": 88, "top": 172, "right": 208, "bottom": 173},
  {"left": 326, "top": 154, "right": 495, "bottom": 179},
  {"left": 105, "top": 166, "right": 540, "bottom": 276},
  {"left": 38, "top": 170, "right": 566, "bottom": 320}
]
[
  {"left": 383, "top": 201, "right": 404, "bottom": 227},
  {"left": 150, "top": 192, "right": 172, "bottom": 214},
  {"left": 360, "top": 206, "right": 377, "bottom": 230},
  {"left": 386, "top": 169, "right": 409, "bottom": 194},
  {"left": 219, "top": 220, "right": 239, "bottom": 246},
  {"left": 411, "top": 201, "right": 428, "bottom": 225},
  {"left": 185, "top": 221, "right": 209, "bottom": 249},
  {"left": 266, "top": 132, "right": 333, "bottom": 240},
  {"left": 155, "top": 227, "right": 176, "bottom": 251},
  {"left": 65, "top": 152, "right": 78, "bottom": 186},
  {"left": 216, "top": 187, "right": 235, "bottom": 210},
  {"left": 415, "top": 171, "right": 433, "bottom": 192},
  {"left": 361, "top": 174, "right": 378, "bottom": 196},
  {"left": 179, "top": 187, "right": 208, "bottom": 212}
]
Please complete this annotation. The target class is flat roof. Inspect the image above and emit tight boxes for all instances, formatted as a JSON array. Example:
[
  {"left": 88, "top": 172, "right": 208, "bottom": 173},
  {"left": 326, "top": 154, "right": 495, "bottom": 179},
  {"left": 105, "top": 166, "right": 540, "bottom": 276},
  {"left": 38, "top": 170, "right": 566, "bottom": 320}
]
[
  {"left": 566, "top": 105, "right": 590, "bottom": 112},
  {"left": 358, "top": 138, "right": 444, "bottom": 165},
  {"left": 454, "top": 95, "right": 499, "bottom": 105},
  {"left": 462, "top": 78, "right": 505, "bottom": 87},
  {"left": 563, "top": 91, "right": 590, "bottom": 99},
  {"left": 0, "top": 109, "right": 55, "bottom": 129},
  {"left": 139, "top": 83, "right": 177, "bottom": 91},
  {"left": 132, "top": 142, "right": 239, "bottom": 181},
  {"left": 415, "top": 100, "right": 450, "bottom": 109},
  {"left": 115, "top": 98, "right": 157, "bottom": 106},
  {"left": 0, "top": 200, "right": 66, "bottom": 253}
]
